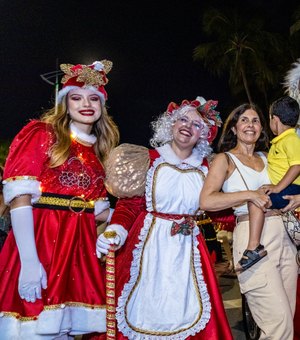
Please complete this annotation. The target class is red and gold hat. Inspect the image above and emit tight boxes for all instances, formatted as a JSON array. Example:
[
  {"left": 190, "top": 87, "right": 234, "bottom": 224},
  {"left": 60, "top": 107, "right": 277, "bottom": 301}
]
[{"left": 57, "top": 60, "right": 112, "bottom": 103}]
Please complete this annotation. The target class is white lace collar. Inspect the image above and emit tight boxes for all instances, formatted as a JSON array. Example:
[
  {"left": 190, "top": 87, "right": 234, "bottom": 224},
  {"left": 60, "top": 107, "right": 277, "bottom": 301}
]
[
  {"left": 70, "top": 122, "right": 97, "bottom": 145},
  {"left": 156, "top": 143, "right": 203, "bottom": 168}
]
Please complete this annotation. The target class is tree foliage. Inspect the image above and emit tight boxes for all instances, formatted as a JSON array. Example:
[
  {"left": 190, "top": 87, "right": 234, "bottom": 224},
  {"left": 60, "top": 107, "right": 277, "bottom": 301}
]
[
  {"left": 193, "top": 5, "right": 298, "bottom": 111},
  {"left": 0, "top": 140, "right": 10, "bottom": 168}
]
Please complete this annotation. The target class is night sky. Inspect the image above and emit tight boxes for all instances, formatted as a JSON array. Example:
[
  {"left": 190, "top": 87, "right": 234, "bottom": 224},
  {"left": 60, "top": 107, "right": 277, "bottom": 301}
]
[{"left": 1, "top": 0, "right": 299, "bottom": 147}]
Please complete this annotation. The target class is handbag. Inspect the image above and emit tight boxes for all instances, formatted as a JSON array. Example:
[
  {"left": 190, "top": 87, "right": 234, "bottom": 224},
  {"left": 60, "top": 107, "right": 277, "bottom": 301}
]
[
  {"left": 281, "top": 210, "right": 300, "bottom": 247},
  {"left": 226, "top": 153, "right": 300, "bottom": 248}
]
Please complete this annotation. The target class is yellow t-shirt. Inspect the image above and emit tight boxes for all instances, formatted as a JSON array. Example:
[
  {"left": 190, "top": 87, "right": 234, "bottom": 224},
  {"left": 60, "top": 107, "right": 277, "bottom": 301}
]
[{"left": 267, "top": 128, "right": 300, "bottom": 185}]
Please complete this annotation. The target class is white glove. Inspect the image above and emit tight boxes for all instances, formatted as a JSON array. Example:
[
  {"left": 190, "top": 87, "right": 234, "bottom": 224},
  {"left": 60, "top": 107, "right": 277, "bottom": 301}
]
[
  {"left": 96, "top": 224, "right": 128, "bottom": 257},
  {"left": 11, "top": 206, "right": 47, "bottom": 303}
]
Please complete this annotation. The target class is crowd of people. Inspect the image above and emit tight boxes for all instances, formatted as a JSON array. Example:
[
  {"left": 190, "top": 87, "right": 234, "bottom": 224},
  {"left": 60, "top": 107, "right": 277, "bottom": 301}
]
[{"left": 0, "top": 58, "right": 299, "bottom": 340}]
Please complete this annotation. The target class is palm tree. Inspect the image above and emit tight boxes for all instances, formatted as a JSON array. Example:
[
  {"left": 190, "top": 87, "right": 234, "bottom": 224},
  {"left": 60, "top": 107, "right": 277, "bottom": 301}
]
[
  {"left": 193, "top": 7, "right": 282, "bottom": 107},
  {"left": 290, "top": 5, "right": 300, "bottom": 36},
  {"left": 0, "top": 140, "right": 10, "bottom": 168},
  {"left": 289, "top": 5, "right": 300, "bottom": 61}
]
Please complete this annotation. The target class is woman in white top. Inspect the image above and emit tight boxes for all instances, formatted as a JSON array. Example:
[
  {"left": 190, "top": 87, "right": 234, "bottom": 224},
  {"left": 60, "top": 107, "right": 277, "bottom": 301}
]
[{"left": 200, "top": 103, "right": 298, "bottom": 340}]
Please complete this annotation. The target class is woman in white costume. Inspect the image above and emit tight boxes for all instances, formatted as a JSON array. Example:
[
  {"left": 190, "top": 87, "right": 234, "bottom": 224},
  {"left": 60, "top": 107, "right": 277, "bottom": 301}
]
[{"left": 96, "top": 97, "right": 233, "bottom": 339}]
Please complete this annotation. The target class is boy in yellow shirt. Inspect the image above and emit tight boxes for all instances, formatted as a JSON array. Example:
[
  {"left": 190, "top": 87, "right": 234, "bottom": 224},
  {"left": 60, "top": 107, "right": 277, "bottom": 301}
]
[{"left": 237, "top": 96, "right": 300, "bottom": 271}]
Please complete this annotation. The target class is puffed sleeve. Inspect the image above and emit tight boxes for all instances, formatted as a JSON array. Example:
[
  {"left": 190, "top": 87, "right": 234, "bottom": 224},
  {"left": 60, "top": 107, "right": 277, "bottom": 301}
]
[
  {"left": 110, "top": 196, "right": 146, "bottom": 231},
  {"left": 104, "top": 143, "right": 150, "bottom": 198},
  {"left": 3, "top": 120, "right": 53, "bottom": 204}
]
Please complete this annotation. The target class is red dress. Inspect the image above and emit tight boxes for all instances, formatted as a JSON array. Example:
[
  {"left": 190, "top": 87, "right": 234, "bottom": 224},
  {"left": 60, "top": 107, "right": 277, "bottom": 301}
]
[
  {"left": 0, "top": 121, "right": 107, "bottom": 338},
  {"left": 98, "top": 143, "right": 233, "bottom": 340}
]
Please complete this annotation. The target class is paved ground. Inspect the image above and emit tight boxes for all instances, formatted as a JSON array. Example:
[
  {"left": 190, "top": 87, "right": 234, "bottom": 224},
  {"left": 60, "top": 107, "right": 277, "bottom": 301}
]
[{"left": 215, "top": 261, "right": 247, "bottom": 340}]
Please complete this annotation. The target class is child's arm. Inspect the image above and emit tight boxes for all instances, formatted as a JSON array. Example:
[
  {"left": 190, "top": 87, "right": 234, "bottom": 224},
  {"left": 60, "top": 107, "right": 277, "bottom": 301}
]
[{"left": 262, "top": 164, "right": 300, "bottom": 194}]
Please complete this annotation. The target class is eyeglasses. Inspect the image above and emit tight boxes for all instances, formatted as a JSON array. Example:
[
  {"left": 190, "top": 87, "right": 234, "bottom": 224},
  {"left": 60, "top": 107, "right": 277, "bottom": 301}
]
[{"left": 177, "top": 116, "right": 203, "bottom": 130}]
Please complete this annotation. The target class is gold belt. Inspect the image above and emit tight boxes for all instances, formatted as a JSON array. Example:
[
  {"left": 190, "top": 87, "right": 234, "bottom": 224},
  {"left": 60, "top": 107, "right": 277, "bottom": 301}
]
[{"left": 33, "top": 193, "right": 95, "bottom": 213}]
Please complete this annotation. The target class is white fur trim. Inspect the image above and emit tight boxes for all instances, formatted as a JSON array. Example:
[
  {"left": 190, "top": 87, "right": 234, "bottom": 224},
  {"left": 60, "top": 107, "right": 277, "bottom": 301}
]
[
  {"left": 10, "top": 205, "right": 32, "bottom": 213},
  {"left": 70, "top": 122, "right": 97, "bottom": 145},
  {"left": 0, "top": 305, "right": 106, "bottom": 339},
  {"left": 94, "top": 198, "right": 110, "bottom": 216},
  {"left": 57, "top": 86, "right": 105, "bottom": 104},
  {"left": 156, "top": 143, "right": 204, "bottom": 168},
  {"left": 196, "top": 96, "right": 207, "bottom": 105},
  {"left": 3, "top": 179, "right": 41, "bottom": 205}
]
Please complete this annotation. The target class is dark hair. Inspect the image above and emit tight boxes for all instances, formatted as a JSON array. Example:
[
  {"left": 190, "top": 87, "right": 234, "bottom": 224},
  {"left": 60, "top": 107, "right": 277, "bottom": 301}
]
[
  {"left": 269, "top": 96, "right": 300, "bottom": 127},
  {"left": 218, "top": 103, "right": 269, "bottom": 152}
]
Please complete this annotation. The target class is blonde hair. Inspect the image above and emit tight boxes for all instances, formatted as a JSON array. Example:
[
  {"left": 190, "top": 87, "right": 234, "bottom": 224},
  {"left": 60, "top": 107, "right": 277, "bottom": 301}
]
[{"left": 41, "top": 96, "right": 119, "bottom": 168}]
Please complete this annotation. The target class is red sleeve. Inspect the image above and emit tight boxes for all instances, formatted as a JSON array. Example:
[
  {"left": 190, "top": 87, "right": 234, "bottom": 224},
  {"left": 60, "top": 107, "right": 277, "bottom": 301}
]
[
  {"left": 149, "top": 149, "right": 160, "bottom": 166},
  {"left": 201, "top": 157, "right": 209, "bottom": 168},
  {"left": 3, "top": 120, "right": 53, "bottom": 180},
  {"left": 110, "top": 196, "right": 146, "bottom": 231}
]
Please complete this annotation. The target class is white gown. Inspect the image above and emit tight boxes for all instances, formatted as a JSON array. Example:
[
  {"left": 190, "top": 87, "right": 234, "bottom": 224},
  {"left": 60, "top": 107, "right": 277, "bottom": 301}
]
[{"left": 110, "top": 144, "right": 231, "bottom": 339}]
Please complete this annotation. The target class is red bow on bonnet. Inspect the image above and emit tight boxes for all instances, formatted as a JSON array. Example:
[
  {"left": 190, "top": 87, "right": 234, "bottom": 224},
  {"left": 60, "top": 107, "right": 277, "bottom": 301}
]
[
  {"left": 166, "top": 97, "right": 222, "bottom": 144},
  {"left": 166, "top": 99, "right": 201, "bottom": 114}
]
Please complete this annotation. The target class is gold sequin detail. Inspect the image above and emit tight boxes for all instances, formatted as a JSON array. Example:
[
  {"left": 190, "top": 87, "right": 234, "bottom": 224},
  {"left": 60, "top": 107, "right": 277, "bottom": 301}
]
[
  {"left": 3, "top": 175, "right": 37, "bottom": 183},
  {"left": 43, "top": 301, "right": 105, "bottom": 310},
  {"left": 107, "top": 305, "right": 115, "bottom": 313},
  {"left": 107, "top": 329, "right": 116, "bottom": 336},
  {"left": 36, "top": 195, "right": 95, "bottom": 209},
  {"left": 103, "top": 230, "right": 117, "bottom": 238},
  {"left": 106, "top": 282, "right": 115, "bottom": 289},
  {"left": 106, "top": 273, "right": 114, "bottom": 281},
  {"left": 60, "top": 60, "right": 112, "bottom": 87},
  {"left": 106, "top": 257, "right": 114, "bottom": 265},
  {"left": 106, "top": 298, "right": 114, "bottom": 305}
]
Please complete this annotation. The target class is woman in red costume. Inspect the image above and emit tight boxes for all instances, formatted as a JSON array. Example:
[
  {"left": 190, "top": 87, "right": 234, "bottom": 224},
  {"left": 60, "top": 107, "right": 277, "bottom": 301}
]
[
  {"left": 0, "top": 60, "right": 119, "bottom": 339},
  {"left": 97, "top": 97, "right": 233, "bottom": 339}
]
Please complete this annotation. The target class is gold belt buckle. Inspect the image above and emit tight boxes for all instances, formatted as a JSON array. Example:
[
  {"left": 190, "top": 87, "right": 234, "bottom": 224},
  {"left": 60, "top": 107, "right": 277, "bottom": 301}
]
[{"left": 68, "top": 196, "right": 87, "bottom": 213}]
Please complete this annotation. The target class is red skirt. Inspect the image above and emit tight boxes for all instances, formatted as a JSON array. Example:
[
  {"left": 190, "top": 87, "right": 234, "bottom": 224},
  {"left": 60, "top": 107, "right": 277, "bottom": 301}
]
[{"left": 0, "top": 207, "right": 106, "bottom": 335}]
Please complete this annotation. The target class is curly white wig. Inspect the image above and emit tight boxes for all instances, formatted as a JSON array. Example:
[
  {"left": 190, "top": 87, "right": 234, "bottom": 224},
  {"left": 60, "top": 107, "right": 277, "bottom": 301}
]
[
  {"left": 150, "top": 104, "right": 212, "bottom": 158},
  {"left": 284, "top": 58, "right": 300, "bottom": 105}
]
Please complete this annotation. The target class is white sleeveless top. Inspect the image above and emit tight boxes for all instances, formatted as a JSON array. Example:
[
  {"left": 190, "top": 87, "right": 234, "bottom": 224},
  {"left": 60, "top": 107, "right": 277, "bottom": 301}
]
[{"left": 222, "top": 152, "right": 270, "bottom": 216}]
